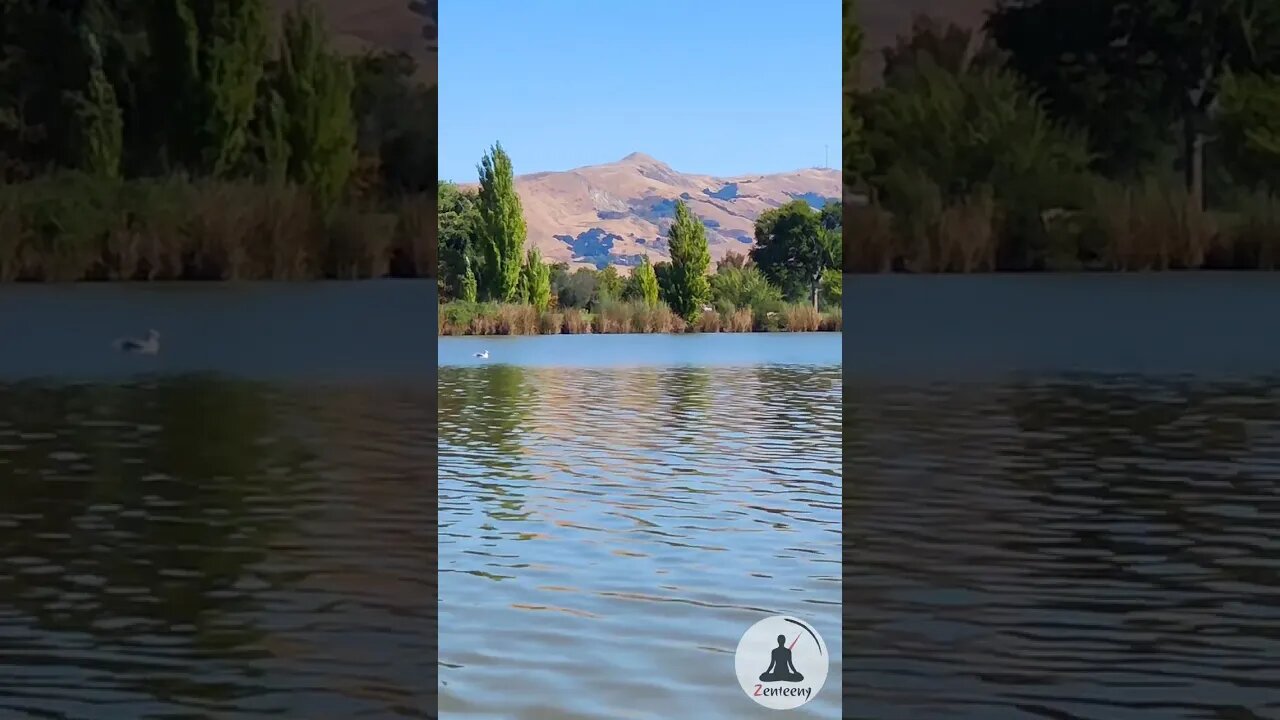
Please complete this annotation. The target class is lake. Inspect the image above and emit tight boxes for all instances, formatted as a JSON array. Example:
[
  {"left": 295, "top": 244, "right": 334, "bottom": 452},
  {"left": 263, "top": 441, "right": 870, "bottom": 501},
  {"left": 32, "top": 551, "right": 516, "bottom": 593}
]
[
  {"left": 0, "top": 282, "right": 433, "bottom": 719},
  {"left": 439, "top": 333, "right": 843, "bottom": 718},
  {"left": 846, "top": 274, "right": 1280, "bottom": 720}
]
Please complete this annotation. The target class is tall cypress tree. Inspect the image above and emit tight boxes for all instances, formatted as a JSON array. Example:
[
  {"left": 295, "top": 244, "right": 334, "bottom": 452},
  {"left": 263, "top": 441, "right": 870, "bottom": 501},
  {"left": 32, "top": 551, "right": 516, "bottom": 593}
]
[
  {"left": 145, "top": 0, "right": 268, "bottom": 175},
  {"left": 68, "top": 30, "right": 123, "bottom": 178},
  {"left": 664, "top": 200, "right": 711, "bottom": 321},
  {"left": 475, "top": 142, "right": 526, "bottom": 302},
  {"left": 275, "top": 0, "right": 357, "bottom": 204}
]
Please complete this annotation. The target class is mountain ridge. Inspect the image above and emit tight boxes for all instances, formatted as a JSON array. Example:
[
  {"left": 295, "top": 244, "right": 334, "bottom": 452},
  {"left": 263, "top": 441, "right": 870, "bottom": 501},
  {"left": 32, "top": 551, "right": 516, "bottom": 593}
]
[{"left": 461, "top": 153, "right": 840, "bottom": 269}]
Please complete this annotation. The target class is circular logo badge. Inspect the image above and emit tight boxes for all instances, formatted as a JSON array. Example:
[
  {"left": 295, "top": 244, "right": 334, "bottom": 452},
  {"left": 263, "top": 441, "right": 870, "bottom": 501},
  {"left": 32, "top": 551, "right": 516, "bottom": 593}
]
[{"left": 734, "top": 615, "right": 828, "bottom": 710}]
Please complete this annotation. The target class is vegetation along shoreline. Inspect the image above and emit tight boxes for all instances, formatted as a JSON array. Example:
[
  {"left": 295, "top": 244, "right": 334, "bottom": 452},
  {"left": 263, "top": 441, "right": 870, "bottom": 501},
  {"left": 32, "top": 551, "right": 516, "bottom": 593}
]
[
  {"left": 843, "top": 1, "right": 1280, "bottom": 273},
  {"left": 438, "top": 144, "right": 842, "bottom": 336},
  {"left": 0, "top": 1, "right": 435, "bottom": 281}
]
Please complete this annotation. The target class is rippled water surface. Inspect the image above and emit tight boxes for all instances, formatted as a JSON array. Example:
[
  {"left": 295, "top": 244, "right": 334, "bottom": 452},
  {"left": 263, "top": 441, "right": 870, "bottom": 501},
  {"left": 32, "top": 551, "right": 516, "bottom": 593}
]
[
  {"left": 847, "top": 275, "right": 1280, "bottom": 720},
  {"left": 0, "top": 283, "right": 433, "bottom": 718},
  {"left": 439, "top": 334, "right": 842, "bottom": 719}
]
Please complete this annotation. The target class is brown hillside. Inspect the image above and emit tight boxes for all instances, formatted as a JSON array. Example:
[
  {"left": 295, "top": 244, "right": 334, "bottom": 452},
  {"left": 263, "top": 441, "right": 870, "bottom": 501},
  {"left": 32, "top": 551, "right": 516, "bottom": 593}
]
[
  {"left": 857, "top": 0, "right": 993, "bottom": 85},
  {"left": 270, "top": 0, "right": 437, "bottom": 83},
  {"left": 464, "top": 154, "right": 840, "bottom": 271}
]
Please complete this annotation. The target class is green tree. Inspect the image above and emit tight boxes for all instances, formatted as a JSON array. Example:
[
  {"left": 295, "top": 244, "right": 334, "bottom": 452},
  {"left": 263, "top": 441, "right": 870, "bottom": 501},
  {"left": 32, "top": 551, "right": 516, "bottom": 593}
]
[
  {"left": 708, "top": 264, "right": 783, "bottom": 314},
  {"left": 596, "top": 264, "right": 623, "bottom": 302},
  {"left": 843, "top": 0, "right": 870, "bottom": 183},
  {"left": 275, "top": 0, "right": 357, "bottom": 203},
  {"left": 475, "top": 142, "right": 526, "bottom": 302},
  {"left": 653, "top": 261, "right": 673, "bottom": 306},
  {"left": 523, "top": 248, "right": 551, "bottom": 311},
  {"left": 145, "top": 0, "right": 269, "bottom": 175},
  {"left": 860, "top": 54, "right": 1092, "bottom": 265},
  {"left": 989, "top": 0, "right": 1280, "bottom": 204},
  {"left": 750, "top": 200, "right": 832, "bottom": 309},
  {"left": 624, "top": 256, "right": 660, "bottom": 307},
  {"left": 662, "top": 200, "right": 711, "bottom": 321},
  {"left": 820, "top": 268, "right": 842, "bottom": 307},
  {"left": 458, "top": 260, "right": 478, "bottom": 303},
  {"left": 1218, "top": 71, "right": 1280, "bottom": 191},
  {"left": 437, "top": 180, "right": 481, "bottom": 299},
  {"left": 351, "top": 51, "right": 434, "bottom": 194},
  {"left": 555, "top": 266, "right": 597, "bottom": 309},
  {"left": 67, "top": 30, "right": 123, "bottom": 178},
  {"left": 243, "top": 73, "right": 290, "bottom": 182}
]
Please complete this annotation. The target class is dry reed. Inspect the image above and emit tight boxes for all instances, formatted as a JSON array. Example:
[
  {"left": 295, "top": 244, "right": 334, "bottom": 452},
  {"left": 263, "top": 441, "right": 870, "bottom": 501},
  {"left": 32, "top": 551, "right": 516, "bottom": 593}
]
[
  {"left": 0, "top": 173, "right": 433, "bottom": 281},
  {"left": 780, "top": 304, "right": 821, "bottom": 332}
]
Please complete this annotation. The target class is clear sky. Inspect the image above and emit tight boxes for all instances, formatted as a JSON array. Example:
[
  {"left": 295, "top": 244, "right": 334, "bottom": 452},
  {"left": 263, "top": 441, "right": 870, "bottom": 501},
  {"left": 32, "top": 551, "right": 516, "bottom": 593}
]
[{"left": 439, "top": 0, "right": 839, "bottom": 183}]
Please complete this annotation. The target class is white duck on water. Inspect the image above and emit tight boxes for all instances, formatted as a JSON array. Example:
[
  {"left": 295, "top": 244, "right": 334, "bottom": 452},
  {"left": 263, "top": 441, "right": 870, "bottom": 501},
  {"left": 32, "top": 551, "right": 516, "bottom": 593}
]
[
  {"left": 474, "top": 350, "right": 489, "bottom": 359},
  {"left": 114, "top": 329, "right": 160, "bottom": 355}
]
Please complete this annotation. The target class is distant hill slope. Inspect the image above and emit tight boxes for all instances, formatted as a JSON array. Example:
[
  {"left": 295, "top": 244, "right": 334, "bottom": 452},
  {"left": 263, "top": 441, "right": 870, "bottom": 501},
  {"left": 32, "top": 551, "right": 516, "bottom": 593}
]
[
  {"left": 270, "top": 0, "right": 436, "bottom": 83},
  {"left": 463, "top": 154, "right": 840, "bottom": 269},
  {"left": 858, "top": 0, "right": 992, "bottom": 85}
]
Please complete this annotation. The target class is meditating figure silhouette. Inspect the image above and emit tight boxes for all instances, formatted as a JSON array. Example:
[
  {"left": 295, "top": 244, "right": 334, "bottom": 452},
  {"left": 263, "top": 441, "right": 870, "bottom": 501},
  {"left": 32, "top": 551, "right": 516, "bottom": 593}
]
[{"left": 758, "top": 634, "right": 804, "bottom": 682}]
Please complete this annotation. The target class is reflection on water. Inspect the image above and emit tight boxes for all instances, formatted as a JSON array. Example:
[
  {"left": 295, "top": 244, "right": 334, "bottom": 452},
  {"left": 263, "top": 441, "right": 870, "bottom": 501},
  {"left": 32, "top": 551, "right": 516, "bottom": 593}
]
[
  {"left": 439, "top": 359, "right": 842, "bottom": 719},
  {"left": 847, "top": 376, "right": 1280, "bottom": 720},
  {"left": 0, "top": 376, "right": 433, "bottom": 718}
]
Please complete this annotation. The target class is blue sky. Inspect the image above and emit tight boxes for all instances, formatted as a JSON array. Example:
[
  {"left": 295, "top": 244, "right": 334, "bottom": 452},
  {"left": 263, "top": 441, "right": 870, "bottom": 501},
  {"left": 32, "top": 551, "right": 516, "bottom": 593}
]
[{"left": 439, "top": 0, "right": 839, "bottom": 183}]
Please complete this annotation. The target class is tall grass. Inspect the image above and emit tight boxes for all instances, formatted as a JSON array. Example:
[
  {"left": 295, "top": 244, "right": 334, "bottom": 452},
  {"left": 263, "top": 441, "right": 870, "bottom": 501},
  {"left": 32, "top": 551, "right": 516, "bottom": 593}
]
[
  {"left": 436, "top": 300, "right": 839, "bottom": 335},
  {"left": 0, "top": 172, "right": 432, "bottom": 281},
  {"left": 1083, "top": 180, "right": 1214, "bottom": 270},
  {"left": 1215, "top": 192, "right": 1280, "bottom": 269},
  {"left": 842, "top": 177, "right": 1280, "bottom": 272},
  {"left": 779, "top": 304, "right": 821, "bottom": 331}
]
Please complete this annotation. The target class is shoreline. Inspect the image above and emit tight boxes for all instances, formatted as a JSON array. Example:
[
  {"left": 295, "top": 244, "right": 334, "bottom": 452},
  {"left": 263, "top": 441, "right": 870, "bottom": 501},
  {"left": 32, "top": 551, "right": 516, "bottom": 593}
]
[{"left": 437, "top": 300, "right": 842, "bottom": 336}]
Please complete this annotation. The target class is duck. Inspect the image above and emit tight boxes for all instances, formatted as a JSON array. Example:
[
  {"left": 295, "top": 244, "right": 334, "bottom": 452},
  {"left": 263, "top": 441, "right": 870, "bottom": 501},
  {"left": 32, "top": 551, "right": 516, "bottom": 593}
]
[{"left": 474, "top": 350, "right": 489, "bottom": 359}]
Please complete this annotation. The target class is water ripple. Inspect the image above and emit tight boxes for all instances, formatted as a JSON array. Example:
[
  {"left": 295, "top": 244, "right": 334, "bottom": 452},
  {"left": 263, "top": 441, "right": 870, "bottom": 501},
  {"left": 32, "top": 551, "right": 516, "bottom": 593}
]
[
  {"left": 0, "top": 377, "right": 433, "bottom": 718},
  {"left": 847, "top": 376, "right": 1280, "bottom": 720},
  {"left": 440, "top": 364, "right": 842, "bottom": 718}
]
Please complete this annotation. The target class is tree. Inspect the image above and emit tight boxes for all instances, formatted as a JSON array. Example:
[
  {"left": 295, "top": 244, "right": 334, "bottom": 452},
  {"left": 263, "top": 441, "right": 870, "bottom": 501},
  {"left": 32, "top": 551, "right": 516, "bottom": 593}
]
[
  {"left": 523, "top": 248, "right": 551, "bottom": 311},
  {"left": 988, "top": 0, "right": 1280, "bottom": 204},
  {"left": 556, "top": 266, "right": 598, "bottom": 308},
  {"left": 859, "top": 53, "right": 1092, "bottom": 265},
  {"left": 820, "top": 268, "right": 842, "bottom": 307},
  {"left": 1217, "top": 71, "right": 1280, "bottom": 191},
  {"left": 751, "top": 200, "right": 831, "bottom": 309},
  {"left": 653, "top": 261, "right": 675, "bottom": 308},
  {"left": 475, "top": 142, "right": 526, "bottom": 301},
  {"left": 352, "top": 51, "right": 434, "bottom": 194},
  {"left": 662, "top": 200, "right": 711, "bottom": 321},
  {"left": 275, "top": 0, "right": 357, "bottom": 203},
  {"left": 624, "top": 256, "right": 659, "bottom": 307},
  {"left": 145, "top": 0, "right": 269, "bottom": 176},
  {"left": 67, "top": 30, "right": 122, "bottom": 178},
  {"left": 843, "top": 0, "right": 870, "bottom": 183},
  {"left": 596, "top": 264, "right": 623, "bottom": 302},
  {"left": 243, "top": 72, "right": 290, "bottom": 182},
  {"left": 437, "top": 180, "right": 480, "bottom": 300},
  {"left": 458, "top": 259, "right": 478, "bottom": 303},
  {"left": 708, "top": 264, "right": 783, "bottom": 314}
]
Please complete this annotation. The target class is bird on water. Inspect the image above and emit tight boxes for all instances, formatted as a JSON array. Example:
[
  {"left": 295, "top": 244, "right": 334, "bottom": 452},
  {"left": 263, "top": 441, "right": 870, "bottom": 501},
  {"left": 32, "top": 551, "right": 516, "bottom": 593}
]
[
  {"left": 474, "top": 350, "right": 489, "bottom": 359},
  {"left": 114, "top": 329, "right": 160, "bottom": 355}
]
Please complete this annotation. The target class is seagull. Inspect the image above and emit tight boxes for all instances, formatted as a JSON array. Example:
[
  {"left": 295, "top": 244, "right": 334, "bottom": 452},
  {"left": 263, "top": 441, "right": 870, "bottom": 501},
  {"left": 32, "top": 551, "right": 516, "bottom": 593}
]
[
  {"left": 114, "top": 329, "right": 160, "bottom": 355},
  {"left": 474, "top": 350, "right": 489, "bottom": 359}
]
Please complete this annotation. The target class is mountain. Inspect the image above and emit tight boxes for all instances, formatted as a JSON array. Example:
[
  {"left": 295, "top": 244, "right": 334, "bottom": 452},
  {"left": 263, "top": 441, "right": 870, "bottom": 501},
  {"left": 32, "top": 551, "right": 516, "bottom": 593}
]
[
  {"left": 472, "top": 153, "right": 840, "bottom": 270},
  {"left": 858, "top": 0, "right": 992, "bottom": 86},
  {"left": 269, "top": 0, "right": 436, "bottom": 83}
]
